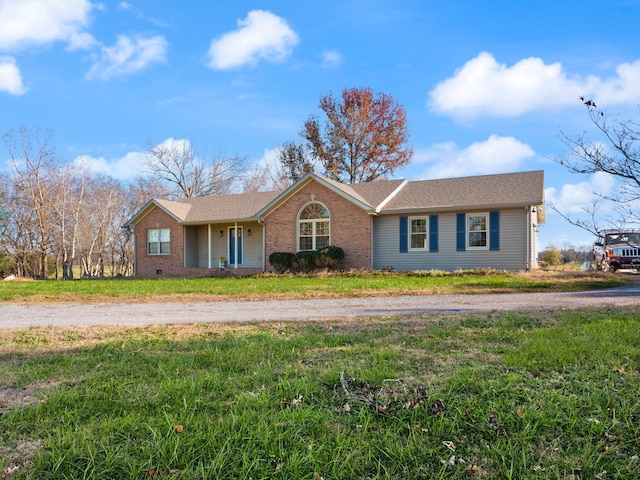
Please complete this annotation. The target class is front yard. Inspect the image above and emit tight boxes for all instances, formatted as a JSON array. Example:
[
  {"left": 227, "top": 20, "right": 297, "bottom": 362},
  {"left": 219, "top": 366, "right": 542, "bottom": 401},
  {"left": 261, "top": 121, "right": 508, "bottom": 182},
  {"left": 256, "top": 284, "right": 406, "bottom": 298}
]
[{"left": 1, "top": 306, "right": 639, "bottom": 478}]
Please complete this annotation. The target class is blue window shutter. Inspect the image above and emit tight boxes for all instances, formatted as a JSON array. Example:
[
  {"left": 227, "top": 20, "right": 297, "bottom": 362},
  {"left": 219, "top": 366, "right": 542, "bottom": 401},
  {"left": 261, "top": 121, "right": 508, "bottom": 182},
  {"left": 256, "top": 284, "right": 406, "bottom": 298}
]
[
  {"left": 429, "top": 215, "right": 438, "bottom": 252},
  {"left": 399, "top": 216, "right": 408, "bottom": 253},
  {"left": 456, "top": 213, "right": 466, "bottom": 251},
  {"left": 490, "top": 211, "right": 500, "bottom": 251}
]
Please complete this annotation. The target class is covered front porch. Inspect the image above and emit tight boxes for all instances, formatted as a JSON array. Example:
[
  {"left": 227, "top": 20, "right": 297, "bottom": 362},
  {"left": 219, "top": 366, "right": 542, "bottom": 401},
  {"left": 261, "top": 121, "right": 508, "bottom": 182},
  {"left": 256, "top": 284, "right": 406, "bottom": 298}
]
[{"left": 183, "top": 221, "right": 265, "bottom": 271}]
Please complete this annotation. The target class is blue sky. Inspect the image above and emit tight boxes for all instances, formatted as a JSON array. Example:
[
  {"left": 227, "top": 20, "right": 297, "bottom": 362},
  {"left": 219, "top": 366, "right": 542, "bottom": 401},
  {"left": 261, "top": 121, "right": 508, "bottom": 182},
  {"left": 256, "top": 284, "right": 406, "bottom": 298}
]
[{"left": 1, "top": 0, "right": 640, "bottom": 250}]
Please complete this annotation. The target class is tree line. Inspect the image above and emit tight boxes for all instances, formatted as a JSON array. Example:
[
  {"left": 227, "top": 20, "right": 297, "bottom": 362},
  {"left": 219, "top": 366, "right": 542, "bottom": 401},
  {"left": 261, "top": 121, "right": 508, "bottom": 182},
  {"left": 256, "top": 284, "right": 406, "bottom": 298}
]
[
  {"left": 2, "top": 88, "right": 637, "bottom": 279},
  {"left": 0, "top": 87, "right": 413, "bottom": 279}
]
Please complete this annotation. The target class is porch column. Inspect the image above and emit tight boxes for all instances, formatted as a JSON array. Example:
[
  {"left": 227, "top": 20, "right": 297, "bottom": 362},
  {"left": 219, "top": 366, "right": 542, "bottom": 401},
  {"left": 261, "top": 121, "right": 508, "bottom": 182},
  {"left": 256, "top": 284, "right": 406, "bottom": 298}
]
[
  {"left": 207, "top": 224, "right": 212, "bottom": 268},
  {"left": 234, "top": 222, "right": 238, "bottom": 269}
]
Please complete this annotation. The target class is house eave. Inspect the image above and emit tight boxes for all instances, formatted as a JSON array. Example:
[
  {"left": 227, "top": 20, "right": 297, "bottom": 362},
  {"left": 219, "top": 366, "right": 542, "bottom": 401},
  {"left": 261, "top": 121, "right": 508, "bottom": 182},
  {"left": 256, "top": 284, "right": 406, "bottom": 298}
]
[
  {"left": 256, "top": 172, "right": 375, "bottom": 217},
  {"left": 379, "top": 202, "right": 544, "bottom": 216},
  {"left": 123, "top": 199, "right": 184, "bottom": 229},
  {"left": 180, "top": 216, "right": 260, "bottom": 226}
]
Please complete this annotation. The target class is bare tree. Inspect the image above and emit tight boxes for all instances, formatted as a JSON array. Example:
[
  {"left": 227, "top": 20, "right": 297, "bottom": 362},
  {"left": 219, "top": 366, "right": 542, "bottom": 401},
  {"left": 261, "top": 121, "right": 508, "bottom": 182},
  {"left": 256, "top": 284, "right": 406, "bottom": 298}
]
[
  {"left": 278, "top": 141, "right": 315, "bottom": 183},
  {"left": 303, "top": 87, "right": 413, "bottom": 184},
  {"left": 240, "top": 142, "right": 317, "bottom": 193},
  {"left": 145, "top": 138, "right": 245, "bottom": 198},
  {"left": 554, "top": 99, "right": 640, "bottom": 233},
  {"left": 73, "top": 175, "right": 125, "bottom": 278},
  {"left": 2, "top": 127, "right": 57, "bottom": 278}
]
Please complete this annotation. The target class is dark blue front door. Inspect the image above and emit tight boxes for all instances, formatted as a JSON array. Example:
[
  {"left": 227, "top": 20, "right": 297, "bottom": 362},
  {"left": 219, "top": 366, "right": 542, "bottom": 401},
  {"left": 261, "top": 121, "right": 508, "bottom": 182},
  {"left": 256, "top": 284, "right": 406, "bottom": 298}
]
[{"left": 229, "top": 227, "right": 243, "bottom": 265}]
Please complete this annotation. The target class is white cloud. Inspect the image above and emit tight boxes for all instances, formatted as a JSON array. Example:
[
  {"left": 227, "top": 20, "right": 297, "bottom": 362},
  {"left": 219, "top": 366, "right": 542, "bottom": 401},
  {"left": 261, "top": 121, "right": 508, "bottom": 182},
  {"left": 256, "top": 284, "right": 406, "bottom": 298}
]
[
  {"left": 414, "top": 134, "right": 535, "bottom": 179},
  {"left": 428, "top": 52, "right": 640, "bottom": 121},
  {"left": 545, "top": 172, "right": 616, "bottom": 214},
  {"left": 0, "top": 0, "right": 96, "bottom": 51},
  {"left": 207, "top": 10, "right": 298, "bottom": 70},
  {"left": 85, "top": 34, "right": 167, "bottom": 80},
  {"left": 596, "top": 60, "right": 640, "bottom": 105},
  {"left": 0, "top": 55, "right": 26, "bottom": 95},
  {"left": 322, "top": 50, "right": 343, "bottom": 68},
  {"left": 73, "top": 151, "right": 147, "bottom": 180},
  {"left": 74, "top": 138, "right": 200, "bottom": 180}
]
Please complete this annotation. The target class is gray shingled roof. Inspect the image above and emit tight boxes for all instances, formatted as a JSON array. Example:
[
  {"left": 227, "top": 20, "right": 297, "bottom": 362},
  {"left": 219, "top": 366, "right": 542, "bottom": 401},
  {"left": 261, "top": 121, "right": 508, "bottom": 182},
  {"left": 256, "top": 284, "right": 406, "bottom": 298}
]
[
  {"left": 174, "top": 190, "right": 283, "bottom": 223},
  {"left": 130, "top": 171, "right": 544, "bottom": 225},
  {"left": 348, "top": 179, "right": 406, "bottom": 209},
  {"left": 305, "top": 175, "right": 407, "bottom": 210},
  {"left": 381, "top": 170, "right": 544, "bottom": 213}
]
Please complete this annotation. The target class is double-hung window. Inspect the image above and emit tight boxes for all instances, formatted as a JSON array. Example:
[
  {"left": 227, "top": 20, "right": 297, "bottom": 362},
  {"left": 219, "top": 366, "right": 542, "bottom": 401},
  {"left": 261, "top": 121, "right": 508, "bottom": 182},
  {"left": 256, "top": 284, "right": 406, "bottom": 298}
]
[
  {"left": 409, "top": 217, "right": 428, "bottom": 250},
  {"left": 148, "top": 228, "right": 170, "bottom": 255},
  {"left": 298, "top": 203, "right": 330, "bottom": 251},
  {"left": 467, "top": 214, "right": 488, "bottom": 249}
]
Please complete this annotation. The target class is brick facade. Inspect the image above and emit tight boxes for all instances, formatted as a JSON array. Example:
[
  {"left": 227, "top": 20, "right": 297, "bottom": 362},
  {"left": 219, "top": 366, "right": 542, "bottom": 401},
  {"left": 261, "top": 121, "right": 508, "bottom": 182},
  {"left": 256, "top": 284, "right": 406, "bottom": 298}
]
[
  {"left": 133, "top": 207, "right": 185, "bottom": 277},
  {"left": 133, "top": 207, "right": 263, "bottom": 278},
  {"left": 132, "top": 180, "right": 374, "bottom": 277},
  {"left": 263, "top": 182, "right": 372, "bottom": 270}
]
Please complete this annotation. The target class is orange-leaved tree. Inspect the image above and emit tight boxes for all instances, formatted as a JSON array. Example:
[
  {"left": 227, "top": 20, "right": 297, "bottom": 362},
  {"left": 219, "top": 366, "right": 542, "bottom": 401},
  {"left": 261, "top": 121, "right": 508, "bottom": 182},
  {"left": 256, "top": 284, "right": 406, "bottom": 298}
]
[{"left": 302, "top": 87, "right": 413, "bottom": 184}]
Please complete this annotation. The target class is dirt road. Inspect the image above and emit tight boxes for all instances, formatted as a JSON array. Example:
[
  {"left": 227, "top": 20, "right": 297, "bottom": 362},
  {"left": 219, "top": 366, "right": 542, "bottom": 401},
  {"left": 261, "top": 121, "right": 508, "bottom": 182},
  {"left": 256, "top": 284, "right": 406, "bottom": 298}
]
[{"left": 1, "top": 283, "right": 639, "bottom": 329}]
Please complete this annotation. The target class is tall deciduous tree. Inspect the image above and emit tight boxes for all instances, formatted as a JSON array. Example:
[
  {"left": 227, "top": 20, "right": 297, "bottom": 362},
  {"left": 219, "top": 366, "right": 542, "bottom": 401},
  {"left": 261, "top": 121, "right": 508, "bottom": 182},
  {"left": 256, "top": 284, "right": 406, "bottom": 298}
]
[
  {"left": 302, "top": 87, "right": 413, "bottom": 184},
  {"left": 145, "top": 138, "right": 245, "bottom": 199},
  {"left": 278, "top": 141, "right": 315, "bottom": 183},
  {"left": 555, "top": 99, "right": 640, "bottom": 232},
  {"left": 2, "top": 127, "right": 57, "bottom": 279}
]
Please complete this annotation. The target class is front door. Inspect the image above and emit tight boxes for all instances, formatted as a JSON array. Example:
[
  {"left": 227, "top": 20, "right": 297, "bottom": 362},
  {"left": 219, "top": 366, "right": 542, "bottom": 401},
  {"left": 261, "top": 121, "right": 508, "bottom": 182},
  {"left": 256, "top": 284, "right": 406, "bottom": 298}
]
[{"left": 229, "top": 227, "right": 243, "bottom": 265}]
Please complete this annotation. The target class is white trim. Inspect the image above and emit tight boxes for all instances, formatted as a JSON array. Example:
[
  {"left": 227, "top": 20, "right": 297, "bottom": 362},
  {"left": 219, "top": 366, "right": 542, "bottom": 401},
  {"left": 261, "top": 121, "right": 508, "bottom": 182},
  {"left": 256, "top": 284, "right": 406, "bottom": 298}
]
[
  {"left": 147, "top": 228, "right": 171, "bottom": 255},
  {"left": 466, "top": 213, "right": 489, "bottom": 250},
  {"left": 228, "top": 224, "right": 243, "bottom": 268},
  {"left": 408, "top": 216, "right": 429, "bottom": 251},
  {"left": 375, "top": 179, "right": 408, "bottom": 213},
  {"left": 207, "top": 224, "right": 212, "bottom": 269},
  {"left": 297, "top": 201, "right": 330, "bottom": 252}
]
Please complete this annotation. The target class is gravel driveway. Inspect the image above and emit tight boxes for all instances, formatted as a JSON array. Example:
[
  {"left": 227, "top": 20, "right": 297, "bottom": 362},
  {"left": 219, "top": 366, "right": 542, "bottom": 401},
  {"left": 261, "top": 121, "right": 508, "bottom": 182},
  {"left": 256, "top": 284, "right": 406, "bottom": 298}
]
[{"left": 1, "top": 282, "right": 639, "bottom": 329}]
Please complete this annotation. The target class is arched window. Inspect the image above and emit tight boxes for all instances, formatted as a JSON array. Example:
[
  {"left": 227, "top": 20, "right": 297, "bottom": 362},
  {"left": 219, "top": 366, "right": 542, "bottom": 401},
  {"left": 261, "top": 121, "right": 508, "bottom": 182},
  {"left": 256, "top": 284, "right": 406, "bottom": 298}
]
[{"left": 298, "top": 202, "right": 330, "bottom": 251}]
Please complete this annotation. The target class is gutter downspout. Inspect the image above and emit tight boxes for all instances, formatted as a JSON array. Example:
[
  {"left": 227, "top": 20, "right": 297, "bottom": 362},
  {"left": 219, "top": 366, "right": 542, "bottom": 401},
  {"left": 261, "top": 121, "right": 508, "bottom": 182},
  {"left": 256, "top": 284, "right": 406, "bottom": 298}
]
[
  {"left": 370, "top": 215, "right": 374, "bottom": 270},
  {"left": 259, "top": 218, "right": 266, "bottom": 272},
  {"left": 129, "top": 227, "right": 136, "bottom": 277},
  {"left": 525, "top": 206, "right": 531, "bottom": 271}
]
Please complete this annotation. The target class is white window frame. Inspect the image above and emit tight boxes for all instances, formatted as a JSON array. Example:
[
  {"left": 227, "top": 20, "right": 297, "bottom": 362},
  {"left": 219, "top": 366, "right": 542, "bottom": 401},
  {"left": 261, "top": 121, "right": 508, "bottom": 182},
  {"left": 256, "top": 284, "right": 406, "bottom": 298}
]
[
  {"left": 467, "top": 213, "right": 488, "bottom": 250},
  {"left": 148, "top": 228, "right": 170, "bottom": 255},
  {"left": 297, "top": 202, "right": 330, "bottom": 251},
  {"left": 409, "top": 216, "right": 429, "bottom": 251}
]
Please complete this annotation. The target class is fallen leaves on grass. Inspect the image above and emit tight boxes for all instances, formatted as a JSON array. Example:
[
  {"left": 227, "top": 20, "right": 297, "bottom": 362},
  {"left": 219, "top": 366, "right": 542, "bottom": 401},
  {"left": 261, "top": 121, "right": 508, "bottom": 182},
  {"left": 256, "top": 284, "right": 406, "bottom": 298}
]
[
  {"left": 336, "top": 371, "right": 430, "bottom": 416},
  {"left": 145, "top": 468, "right": 181, "bottom": 477},
  {"left": 4, "top": 465, "right": 20, "bottom": 475}
]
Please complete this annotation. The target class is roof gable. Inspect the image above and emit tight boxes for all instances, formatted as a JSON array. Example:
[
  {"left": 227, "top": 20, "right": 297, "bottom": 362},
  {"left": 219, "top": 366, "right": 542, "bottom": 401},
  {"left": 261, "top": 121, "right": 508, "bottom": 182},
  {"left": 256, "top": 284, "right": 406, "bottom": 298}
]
[
  {"left": 257, "top": 172, "right": 386, "bottom": 218},
  {"left": 123, "top": 198, "right": 190, "bottom": 228}
]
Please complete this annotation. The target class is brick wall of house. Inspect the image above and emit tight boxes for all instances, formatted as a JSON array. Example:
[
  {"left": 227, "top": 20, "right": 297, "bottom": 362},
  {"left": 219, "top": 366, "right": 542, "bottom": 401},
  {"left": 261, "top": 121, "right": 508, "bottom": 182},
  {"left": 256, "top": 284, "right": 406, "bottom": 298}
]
[
  {"left": 264, "top": 182, "right": 372, "bottom": 270},
  {"left": 133, "top": 206, "right": 264, "bottom": 278},
  {"left": 133, "top": 207, "right": 185, "bottom": 277}
]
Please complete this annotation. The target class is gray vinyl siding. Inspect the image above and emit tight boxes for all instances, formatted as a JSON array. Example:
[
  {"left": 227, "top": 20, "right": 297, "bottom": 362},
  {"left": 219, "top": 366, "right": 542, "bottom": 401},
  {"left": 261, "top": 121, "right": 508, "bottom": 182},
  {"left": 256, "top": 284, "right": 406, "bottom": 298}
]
[
  {"left": 373, "top": 209, "right": 528, "bottom": 271},
  {"left": 192, "top": 223, "right": 264, "bottom": 269},
  {"left": 197, "top": 226, "right": 209, "bottom": 267},
  {"left": 184, "top": 226, "right": 199, "bottom": 268}
]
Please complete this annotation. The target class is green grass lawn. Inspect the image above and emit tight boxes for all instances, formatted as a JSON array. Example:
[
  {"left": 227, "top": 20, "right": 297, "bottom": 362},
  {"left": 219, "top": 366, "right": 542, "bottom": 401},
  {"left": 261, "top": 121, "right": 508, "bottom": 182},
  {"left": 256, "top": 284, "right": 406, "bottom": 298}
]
[
  {"left": 1, "top": 307, "right": 639, "bottom": 479},
  {"left": 0, "top": 269, "right": 628, "bottom": 302}
]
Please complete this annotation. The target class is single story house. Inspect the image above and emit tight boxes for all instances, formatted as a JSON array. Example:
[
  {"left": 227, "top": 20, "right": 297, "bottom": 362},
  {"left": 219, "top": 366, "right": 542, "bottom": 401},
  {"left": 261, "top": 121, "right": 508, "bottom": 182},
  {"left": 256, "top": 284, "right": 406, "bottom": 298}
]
[{"left": 123, "top": 170, "right": 545, "bottom": 277}]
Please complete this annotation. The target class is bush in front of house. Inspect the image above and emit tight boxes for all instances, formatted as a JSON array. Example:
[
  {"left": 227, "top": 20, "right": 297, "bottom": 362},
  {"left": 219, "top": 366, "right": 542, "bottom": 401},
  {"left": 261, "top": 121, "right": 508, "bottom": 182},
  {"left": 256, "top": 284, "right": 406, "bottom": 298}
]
[
  {"left": 315, "top": 245, "right": 344, "bottom": 269},
  {"left": 268, "top": 252, "right": 295, "bottom": 273},
  {"left": 291, "top": 250, "right": 317, "bottom": 272},
  {"left": 269, "top": 246, "right": 345, "bottom": 273}
]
